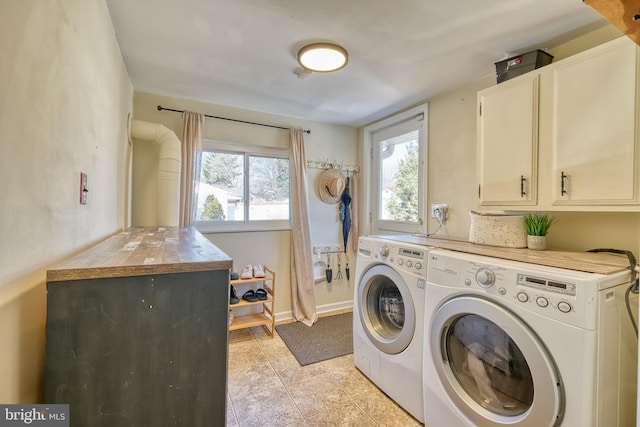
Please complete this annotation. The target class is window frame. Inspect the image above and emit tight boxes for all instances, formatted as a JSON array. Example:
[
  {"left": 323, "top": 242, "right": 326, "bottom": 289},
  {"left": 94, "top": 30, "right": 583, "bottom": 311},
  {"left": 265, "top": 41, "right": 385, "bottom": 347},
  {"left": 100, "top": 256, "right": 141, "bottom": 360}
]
[{"left": 193, "top": 139, "right": 291, "bottom": 233}]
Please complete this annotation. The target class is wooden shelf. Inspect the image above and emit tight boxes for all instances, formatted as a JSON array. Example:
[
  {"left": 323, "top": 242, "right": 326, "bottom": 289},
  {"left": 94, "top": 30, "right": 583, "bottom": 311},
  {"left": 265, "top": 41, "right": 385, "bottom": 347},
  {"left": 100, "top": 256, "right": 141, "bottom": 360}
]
[
  {"left": 229, "top": 266, "right": 275, "bottom": 337},
  {"left": 231, "top": 276, "right": 272, "bottom": 285},
  {"left": 229, "top": 312, "right": 274, "bottom": 330},
  {"left": 231, "top": 296, "right": 273, "bottom": 309}
]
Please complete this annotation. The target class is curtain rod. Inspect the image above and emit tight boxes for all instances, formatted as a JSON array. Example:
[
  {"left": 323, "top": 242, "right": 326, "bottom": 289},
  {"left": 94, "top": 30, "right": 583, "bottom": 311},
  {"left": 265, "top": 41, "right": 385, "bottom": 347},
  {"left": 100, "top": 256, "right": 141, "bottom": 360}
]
[{"left": 157, "top": 105, "right": 310, "bottom": 134}]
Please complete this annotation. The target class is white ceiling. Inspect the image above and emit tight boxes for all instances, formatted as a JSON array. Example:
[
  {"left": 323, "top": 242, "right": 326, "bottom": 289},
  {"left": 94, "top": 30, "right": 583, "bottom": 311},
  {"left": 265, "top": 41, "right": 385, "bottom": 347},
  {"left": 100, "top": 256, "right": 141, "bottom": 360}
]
[{"left": 106, "top": 0, "right": 605, "bottom": 127}]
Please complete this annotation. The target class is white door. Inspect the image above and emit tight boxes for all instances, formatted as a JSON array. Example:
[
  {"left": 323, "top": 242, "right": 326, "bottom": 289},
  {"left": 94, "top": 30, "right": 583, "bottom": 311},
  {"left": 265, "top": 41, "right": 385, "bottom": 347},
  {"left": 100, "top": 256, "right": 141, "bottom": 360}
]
[
  {"left": 371, "top": 113, "right": 427, "bottom": 235},
  {"left": 429, "top": 296, "right": 563, "bottom": 426},
  {"left": 357, "top": 264, "right": 415, "bottom": 354}
]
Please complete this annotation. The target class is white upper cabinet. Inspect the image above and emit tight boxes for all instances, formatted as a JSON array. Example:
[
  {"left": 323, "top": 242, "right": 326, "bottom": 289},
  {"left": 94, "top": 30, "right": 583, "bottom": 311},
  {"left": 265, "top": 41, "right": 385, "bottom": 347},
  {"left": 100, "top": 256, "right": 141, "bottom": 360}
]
[
  {"left": 476, "top": 36, "right": 640, "bottom": 211},
  {"left": 477, "top": 74, "right": 539, "bottom": 206},
  {"left": 550, "top": 37, "right": 640, "bottom": 205}
]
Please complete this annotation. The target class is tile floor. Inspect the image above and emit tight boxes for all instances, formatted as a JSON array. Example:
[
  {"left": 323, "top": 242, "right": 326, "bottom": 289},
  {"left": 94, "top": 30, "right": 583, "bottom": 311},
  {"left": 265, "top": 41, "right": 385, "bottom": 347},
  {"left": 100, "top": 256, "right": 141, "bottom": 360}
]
[{"left": 226, "top": 325, "right": 423, "bottom": 427}]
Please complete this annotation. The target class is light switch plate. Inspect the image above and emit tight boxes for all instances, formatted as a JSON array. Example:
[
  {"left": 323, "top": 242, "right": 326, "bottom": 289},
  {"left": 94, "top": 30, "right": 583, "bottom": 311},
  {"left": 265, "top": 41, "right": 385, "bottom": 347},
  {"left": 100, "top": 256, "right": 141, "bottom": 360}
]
[{"left": 80, "top": 173, "right": 88, "bottom": 204}]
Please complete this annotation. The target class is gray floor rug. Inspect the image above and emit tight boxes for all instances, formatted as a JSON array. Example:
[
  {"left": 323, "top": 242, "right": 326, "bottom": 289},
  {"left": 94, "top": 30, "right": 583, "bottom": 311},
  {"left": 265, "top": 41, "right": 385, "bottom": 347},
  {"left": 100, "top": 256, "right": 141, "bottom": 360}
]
[{"left": 276, "top": 312, "right": 353, "bottom": 366}]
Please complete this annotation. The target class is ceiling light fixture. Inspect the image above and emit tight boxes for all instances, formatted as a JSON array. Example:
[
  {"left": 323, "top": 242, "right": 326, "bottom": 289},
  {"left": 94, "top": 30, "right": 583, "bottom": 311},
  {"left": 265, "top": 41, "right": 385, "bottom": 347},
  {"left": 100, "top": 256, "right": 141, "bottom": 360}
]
[{"left": 297, "top": 43, "right": 348, "bottom": 73}]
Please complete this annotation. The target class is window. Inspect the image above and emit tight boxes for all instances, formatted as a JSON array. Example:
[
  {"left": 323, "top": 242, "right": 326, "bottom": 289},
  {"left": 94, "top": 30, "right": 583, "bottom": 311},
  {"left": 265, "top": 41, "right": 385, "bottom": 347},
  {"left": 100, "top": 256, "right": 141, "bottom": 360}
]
[
  {"left": 364, "top": 104, "right": 428, "bottom": 235},
  {"left": 193, "top": 140, "right": 290, "bottom": 232},
  {"left": 376, "top": 123, "right": 420, "bottom": 222}
]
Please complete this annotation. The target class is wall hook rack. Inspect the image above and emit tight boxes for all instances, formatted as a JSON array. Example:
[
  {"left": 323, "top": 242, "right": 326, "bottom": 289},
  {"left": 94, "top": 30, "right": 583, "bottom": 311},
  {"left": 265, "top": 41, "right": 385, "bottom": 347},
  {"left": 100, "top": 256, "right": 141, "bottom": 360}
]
[
  {"left": 307, "top": 160, "right": 360, "bottom": 174},
  {"left": 312, "top": 244, "right": 344, "bottom": 254}
]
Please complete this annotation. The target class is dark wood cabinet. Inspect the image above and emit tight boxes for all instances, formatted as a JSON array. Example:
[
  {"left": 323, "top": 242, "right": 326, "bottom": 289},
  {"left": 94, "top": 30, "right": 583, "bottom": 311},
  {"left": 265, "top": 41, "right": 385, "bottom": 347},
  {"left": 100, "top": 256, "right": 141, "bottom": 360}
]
[
  {"left": 45, "top": 227, "right": 232, "bottom": 427},
  {"left": 584, "top": 0, "right": 640, "bottom": 46}
]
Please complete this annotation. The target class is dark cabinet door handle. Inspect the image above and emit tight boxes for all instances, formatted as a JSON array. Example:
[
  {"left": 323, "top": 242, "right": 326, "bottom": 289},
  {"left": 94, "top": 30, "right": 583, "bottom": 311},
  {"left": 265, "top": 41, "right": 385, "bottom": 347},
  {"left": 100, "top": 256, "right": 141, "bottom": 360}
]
[
  {"left": 561, "top": 171, "right": 568, "bottom": 196},
  {"left": 520, "top": 175, "right": 527, "bottom": 197}
]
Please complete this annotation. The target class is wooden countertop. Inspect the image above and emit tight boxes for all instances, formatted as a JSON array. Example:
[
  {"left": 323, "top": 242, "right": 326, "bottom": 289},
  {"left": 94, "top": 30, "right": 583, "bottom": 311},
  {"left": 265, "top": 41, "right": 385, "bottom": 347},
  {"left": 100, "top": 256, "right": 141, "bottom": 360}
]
[
  {"left": 47, "top": 226, "right": 233, "bottom": 282},
  {"left": 378, "top": 235, "right": 632, "bottom": 275}
]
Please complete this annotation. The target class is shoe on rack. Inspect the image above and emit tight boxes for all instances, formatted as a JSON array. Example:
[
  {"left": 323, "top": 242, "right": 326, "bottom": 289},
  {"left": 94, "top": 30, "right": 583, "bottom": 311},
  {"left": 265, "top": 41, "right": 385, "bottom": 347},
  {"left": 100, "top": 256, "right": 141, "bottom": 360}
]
[
  {"left": 230, "top": 285, "right": 239, "bottom": 305},
  {"left": 242, "top": 290, "right": 259, "bottom": 302},
  {"left": 229, "top": 310, "right": 234, "bottom": 326},
  {"left": 253, "top": 264, "right": 266, "bottom": 278},
  {"left": 255, "top": 288, "right": 268, "bottom": 300},
  {"left": 230, "top": 270, "right": 239, "bottom": 280},
  {"left": 240, "top": 265, "right": 253, "bottom": 279}
]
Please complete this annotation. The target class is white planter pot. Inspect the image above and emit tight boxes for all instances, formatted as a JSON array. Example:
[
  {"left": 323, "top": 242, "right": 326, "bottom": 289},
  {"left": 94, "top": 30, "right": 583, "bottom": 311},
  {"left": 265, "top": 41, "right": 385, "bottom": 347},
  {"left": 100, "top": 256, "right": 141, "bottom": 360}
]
[{"left": 527, "top": 235, "right": 547, "bottom": 250}]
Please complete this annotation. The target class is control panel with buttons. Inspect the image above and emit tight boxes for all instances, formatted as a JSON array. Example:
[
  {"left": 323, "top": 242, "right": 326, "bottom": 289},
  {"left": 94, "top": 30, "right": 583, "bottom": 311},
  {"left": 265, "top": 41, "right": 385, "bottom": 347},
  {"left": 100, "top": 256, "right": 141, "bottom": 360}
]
[
  {"left": 427, "top": 249, "right": 633, "bottom": 330},
  {"left": 427, "top": 251, "right": 620, "bottom": 329},
  {"left": 373, "top": 242, "right": 428, "bottom": 277},
  {"left": 455, "top": 259, "right": 580, "bottom": 319}
]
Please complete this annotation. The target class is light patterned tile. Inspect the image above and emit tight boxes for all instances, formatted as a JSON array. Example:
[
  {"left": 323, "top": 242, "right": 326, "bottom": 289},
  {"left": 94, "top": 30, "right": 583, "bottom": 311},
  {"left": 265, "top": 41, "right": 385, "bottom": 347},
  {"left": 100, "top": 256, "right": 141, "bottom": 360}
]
[
  {"left": 269, "top": 354, "right": 327, "bottom": 385},
  {"left": 304, "top": 400, "right": 376, "bottom": 427},
  {"left": 231, "top": 383, "right": 304, "bottom": 427},
  {"left": 318, "top": 353, "right": 355, "bottom": 376},
  {"left": 257, "top": 336, "right": 294, "bottom": 361},
  {"left": 228, "top": 359, "right": 282, "bottom": 400},
  {"left": 249, "top": 325, "right": 273, "bottom": 339},
  {"left": 328, "top": 366, "right": 380, "bottom": 398},
  {"left": 286, "top": 373, "right": 351, "bottom": 418},
  {"left": 229, "top": 327, "right": 254, "bottom": 343},
  {"left": 227, "top": 319, "right": 418, "bottom": 427},
  {"left": 320, "top": 355, "right": 379, "bottom": 398},
  {"left": 229, "top": 338, "right": 268, "bottom": 368},
  {"left": 282, "top": 420, "right": 309, "bottom": 427},
  {"left": 226, "top": 393, "right": 238, "bottom": 427},
  {"left": 352, "top": 389, "right": 422, "bottom": 427}
]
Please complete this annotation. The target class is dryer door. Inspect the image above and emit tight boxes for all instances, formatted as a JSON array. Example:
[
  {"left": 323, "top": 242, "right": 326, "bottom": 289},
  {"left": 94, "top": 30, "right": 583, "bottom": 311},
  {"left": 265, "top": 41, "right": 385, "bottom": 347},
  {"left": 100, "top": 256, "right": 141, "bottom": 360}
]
[
  {"left": 430, "top": 296, "right": 563, "bottom": 426},
  {"left": 357, "top": 264, "right": 415, "bottom": 355}
]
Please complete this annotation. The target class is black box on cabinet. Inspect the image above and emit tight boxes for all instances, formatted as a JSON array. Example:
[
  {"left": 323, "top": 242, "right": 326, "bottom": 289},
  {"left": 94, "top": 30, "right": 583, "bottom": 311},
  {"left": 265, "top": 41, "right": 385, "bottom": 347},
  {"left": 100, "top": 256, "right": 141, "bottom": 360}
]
[{"left": 495, "top": 50, "right": 553, "bottom": 83}]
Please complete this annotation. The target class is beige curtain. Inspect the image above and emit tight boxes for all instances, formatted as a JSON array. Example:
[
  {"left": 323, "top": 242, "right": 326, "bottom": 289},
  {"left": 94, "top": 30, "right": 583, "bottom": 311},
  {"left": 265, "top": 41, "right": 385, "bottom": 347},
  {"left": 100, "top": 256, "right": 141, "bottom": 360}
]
[
  {"left": 180, "top": 111, "right": 204, "bottom": 226},
  {"left": 350, "top": 172, "right": 359, "bottom": 253},
  {"left": 289, "top": 129, "right": 317, "bottom": 326}
]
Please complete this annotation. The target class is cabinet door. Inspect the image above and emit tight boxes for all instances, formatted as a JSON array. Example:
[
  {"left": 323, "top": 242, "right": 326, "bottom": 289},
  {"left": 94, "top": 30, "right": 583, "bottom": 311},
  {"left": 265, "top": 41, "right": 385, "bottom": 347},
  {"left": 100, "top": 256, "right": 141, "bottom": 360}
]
[
  {"left": 552, "top": 38, "right": 639, "bottom": 205},
  {"left": 477, "top": 74, "right": 539, "bottom": 206}
]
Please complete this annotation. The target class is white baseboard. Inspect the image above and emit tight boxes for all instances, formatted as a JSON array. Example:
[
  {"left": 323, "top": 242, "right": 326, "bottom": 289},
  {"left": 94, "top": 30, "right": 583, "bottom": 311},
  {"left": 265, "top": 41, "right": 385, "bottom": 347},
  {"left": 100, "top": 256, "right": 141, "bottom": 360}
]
[{"left": 275, "top": 300, "right": 353, "bottom": 324}]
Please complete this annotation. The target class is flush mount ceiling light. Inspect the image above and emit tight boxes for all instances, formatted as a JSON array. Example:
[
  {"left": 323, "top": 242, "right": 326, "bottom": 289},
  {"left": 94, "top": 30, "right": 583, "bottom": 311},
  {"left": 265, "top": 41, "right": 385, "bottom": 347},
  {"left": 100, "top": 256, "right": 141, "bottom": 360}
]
[{"left": 297, "top": 43, "right": 348, "bottom": 73}]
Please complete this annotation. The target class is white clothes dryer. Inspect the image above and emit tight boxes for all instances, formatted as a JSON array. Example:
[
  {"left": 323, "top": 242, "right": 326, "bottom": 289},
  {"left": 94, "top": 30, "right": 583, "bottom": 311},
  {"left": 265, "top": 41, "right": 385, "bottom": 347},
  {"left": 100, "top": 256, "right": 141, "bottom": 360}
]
[
  {"left": 423, "top": 249, "right": 638, "bottom": 427},
  {"left": 353, "top": 236, "right": 432, "bottom": 423}
]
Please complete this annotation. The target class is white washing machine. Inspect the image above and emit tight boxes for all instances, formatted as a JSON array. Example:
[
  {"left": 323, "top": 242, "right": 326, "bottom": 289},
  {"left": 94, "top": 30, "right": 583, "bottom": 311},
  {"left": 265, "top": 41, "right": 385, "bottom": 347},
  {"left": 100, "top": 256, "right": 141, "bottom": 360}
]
[
  {"left": 423, "top": 249, "right": 638, "bottom": 427},
  {"left": 353, "top": 236, "right": 432, "bottom": 422}
]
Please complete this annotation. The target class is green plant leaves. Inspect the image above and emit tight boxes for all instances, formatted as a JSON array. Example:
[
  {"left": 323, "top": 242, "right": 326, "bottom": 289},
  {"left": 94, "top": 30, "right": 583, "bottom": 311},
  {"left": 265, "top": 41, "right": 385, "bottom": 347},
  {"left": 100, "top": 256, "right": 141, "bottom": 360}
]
[{"left": 524, "top": 213, "right": 554, "bottom": 236}]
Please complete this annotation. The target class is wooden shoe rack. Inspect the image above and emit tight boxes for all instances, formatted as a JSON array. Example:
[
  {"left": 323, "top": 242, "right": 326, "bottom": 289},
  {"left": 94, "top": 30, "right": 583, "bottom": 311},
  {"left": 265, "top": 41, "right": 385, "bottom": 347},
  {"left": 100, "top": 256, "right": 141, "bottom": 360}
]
[{"left": 229, "top": 266, "right": 275, "bottom": 337}]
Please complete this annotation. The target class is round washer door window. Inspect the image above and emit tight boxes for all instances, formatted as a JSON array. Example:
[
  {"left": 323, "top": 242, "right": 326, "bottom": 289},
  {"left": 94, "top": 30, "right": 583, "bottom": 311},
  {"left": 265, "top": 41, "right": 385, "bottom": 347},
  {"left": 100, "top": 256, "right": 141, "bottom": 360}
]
[
  {"left": 430, "top": 296, "right": 564, "bottom": 426},
  {"left": 357, "top": 264, "right": 415, "bottom": 354}
]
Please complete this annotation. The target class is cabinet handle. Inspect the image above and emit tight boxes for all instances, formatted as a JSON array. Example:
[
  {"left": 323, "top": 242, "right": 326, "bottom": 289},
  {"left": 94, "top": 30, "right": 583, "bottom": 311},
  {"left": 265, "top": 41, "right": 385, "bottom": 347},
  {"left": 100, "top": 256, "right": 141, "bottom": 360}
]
[
  {"left": 561, "top": 171, "right": 568, "bottom": 196},
  {"left": 520, "top": 175, "right": 527, "bottom": 197}
]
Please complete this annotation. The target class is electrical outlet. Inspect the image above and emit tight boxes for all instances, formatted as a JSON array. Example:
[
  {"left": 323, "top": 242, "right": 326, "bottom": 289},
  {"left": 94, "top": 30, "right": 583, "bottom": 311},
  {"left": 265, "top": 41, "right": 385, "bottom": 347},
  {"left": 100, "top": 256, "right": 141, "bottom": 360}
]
[{"left": 431, "top": 204, "right": 448, "bottom": 221}]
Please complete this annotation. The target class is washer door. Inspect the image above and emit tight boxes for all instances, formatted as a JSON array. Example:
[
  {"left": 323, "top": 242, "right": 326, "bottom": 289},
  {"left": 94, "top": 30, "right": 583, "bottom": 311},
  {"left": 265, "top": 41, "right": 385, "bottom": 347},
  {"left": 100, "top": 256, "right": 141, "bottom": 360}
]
[
  {"left": 358, "top": 264, "right": 415, "bottom": 354},
  {"left": 430, "top": 296, "right": 564, "bottom": 426}
]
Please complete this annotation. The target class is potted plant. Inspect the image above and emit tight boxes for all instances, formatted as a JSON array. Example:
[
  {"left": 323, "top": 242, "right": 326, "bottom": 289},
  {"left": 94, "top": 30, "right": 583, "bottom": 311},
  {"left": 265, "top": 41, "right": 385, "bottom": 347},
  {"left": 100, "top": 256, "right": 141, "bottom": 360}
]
[{"left": 524, "top": 213, "right": 554, "bottom": 250}]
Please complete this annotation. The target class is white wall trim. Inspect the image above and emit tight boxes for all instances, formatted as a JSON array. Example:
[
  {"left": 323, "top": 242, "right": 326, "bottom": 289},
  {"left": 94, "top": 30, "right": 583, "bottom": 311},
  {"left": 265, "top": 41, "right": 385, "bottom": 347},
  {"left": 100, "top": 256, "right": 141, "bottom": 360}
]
[{"left": 275, "top": 300, "right": 353, "bottom": 323}]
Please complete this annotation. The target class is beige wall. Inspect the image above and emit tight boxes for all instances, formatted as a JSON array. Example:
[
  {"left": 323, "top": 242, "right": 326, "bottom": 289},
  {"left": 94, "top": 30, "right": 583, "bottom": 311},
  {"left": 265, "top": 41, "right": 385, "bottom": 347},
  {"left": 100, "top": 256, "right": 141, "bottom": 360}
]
[
  {"left": 423, "top": 23, "right": 640, "bottom": 257},
  {"left": 132, "top": 92, "right": 358, "bottom": 317},
  {"left": 0, "top": 0, "right": 133, "bottom": 402}
]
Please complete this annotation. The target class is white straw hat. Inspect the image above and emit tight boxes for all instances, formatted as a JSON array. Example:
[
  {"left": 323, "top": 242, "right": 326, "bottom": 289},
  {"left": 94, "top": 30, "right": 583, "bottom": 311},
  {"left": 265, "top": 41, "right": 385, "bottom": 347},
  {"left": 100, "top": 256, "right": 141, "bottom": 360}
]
[{"left": 318, "top": 169, "right": 345, "bottom": 204}]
